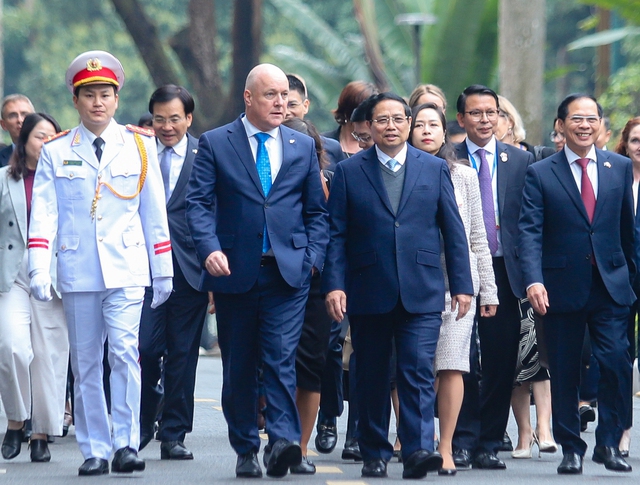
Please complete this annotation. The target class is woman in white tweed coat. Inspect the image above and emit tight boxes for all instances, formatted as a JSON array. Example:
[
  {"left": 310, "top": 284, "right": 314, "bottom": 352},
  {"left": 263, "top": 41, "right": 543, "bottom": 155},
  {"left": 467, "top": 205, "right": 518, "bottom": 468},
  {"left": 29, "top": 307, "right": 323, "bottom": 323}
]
[{"left": 410, "top": 103, "right": 499, "bottom": 474}]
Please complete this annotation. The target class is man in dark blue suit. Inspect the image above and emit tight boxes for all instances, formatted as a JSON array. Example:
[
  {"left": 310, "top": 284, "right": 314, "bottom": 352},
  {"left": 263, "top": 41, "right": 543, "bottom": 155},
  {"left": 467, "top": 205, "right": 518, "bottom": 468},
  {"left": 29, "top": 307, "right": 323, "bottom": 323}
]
[
  {"left": 519, "top": 93, "right": 635, "bottom": 475},
  {"left": 138, "top": 85, "right": 208, "bottom": 460},
  {"left": 323, "top": 92, "right": 473, "bottom": 479},
  {"left": 451, "top": 85, "right": 534, "bottom": 470},
  {"left": 185, "top": 63, "right": 329, "bottom": 478},
  {"left": 0, "top": 94, "right": 34, "bottom": 167}
]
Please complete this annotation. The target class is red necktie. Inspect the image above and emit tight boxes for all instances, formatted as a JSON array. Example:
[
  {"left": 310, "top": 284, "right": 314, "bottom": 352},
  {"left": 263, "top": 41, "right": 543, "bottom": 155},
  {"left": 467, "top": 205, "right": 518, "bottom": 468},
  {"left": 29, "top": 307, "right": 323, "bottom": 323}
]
[{"left": 576, "top": 158, "right": 595, "bottom": 223}]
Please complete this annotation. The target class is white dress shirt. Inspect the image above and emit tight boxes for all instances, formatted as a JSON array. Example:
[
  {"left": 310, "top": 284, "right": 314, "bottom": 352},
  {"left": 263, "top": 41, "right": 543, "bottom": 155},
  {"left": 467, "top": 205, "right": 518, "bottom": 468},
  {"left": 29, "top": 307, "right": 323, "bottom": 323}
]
[
  {"left": 564, "top": 144, "right": 598, "bottom": 199},
  {"left": 375, "top": 143, "right": 407, "bottom": 171},
  {"left": 157, "top": 134, "right": 188, "bottom": 201}
]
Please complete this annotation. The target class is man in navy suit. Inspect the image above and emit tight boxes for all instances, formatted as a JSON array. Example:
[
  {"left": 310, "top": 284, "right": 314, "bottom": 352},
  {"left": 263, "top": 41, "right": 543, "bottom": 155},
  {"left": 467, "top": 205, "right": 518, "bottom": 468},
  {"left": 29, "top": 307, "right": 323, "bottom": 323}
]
[
  {"left": 138, "top": 85, "right": 208, "bottom": 460},
  {"left": 519, "top": 93, "right": 635, "bottom": 475},
  {"left": 451, "top": 85, "right": 534, "bottom": 470},
  {"left": 185, "top": 63, "right": 329, "bottom": 478},
  {"left": 0, "top": 94, "right": 34, "bottom": 167},
  {"left": 323, "top": 92, "right": 473, "bottom": 479}
]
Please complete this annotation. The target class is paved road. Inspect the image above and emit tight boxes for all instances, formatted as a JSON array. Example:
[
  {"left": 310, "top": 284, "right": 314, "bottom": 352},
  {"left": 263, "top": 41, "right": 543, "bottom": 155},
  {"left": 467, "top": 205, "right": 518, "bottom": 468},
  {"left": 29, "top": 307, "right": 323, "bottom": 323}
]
[{"left": 1, "top": 355, "right": 639, "bottom": 483}]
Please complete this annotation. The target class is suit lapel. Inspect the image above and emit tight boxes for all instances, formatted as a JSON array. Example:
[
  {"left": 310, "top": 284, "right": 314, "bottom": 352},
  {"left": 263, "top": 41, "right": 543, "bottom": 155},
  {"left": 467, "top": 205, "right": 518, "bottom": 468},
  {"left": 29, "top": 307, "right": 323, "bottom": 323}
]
[
  {"left": 270, "top": 126, "right": 295, "bottom": 196},
  {"left": 592, "top": 149, "right": 612, "bottom": 225},
  {"left": 550, "top": 151, "right": 590, "bottom": 222},
  {"left": 97, "top": 125, "right": 125, "bottom": 172},
  {"left": 495, "top": 141, "right": 509, "bottom": 215},
  {"left": 227, "top": 118, "right": 265, "bottom": 197},
  {"left": 360, "top": 147, "right": 394, "bottom": 215},
  {"left": 7, "top": 176, "right": 27, "bottom": 244},
  {"left": 396, "top": 147, "right": 422, "bottom": 216},
  {"left": 167, "top": 134, "right": 197, "bottom": 208}
]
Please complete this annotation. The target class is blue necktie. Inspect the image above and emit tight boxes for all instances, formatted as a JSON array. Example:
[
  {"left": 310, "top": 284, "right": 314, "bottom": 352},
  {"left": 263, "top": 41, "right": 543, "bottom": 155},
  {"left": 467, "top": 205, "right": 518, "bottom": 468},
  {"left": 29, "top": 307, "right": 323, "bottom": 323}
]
[
  {"left": 255, "top": 132, "right": 272, "bottom": 253},
  {"left": 386, "top": 158, "right": 399, "bottom": 171},
  {"left": 160, "top": 147, "right": 173, "bottom": 203}
]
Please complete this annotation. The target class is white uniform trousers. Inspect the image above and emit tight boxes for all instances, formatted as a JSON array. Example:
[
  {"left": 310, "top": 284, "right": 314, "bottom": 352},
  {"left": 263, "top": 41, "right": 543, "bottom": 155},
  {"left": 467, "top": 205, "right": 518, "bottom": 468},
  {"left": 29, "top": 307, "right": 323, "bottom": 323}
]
[
  {"left": 0, "top": 249, "right": 68, "bottom": 435},
  {"left": 63, "top": 287, "right": 144, "bottom": 460}
]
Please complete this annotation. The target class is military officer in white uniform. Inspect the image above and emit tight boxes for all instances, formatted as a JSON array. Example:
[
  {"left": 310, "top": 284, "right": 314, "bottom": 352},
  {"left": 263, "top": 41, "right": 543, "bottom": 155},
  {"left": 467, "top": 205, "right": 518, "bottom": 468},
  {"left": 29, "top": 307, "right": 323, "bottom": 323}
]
[{"left": 27, "top": 50, "right": 173, "bottom": 476}]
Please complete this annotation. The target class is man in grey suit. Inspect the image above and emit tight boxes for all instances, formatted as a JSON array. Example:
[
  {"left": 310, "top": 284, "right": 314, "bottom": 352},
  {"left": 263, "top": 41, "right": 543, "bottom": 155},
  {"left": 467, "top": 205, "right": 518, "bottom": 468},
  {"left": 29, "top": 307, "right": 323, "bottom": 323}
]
[{"left": 138, "top": 85, "right": 208, "bottom": 460}]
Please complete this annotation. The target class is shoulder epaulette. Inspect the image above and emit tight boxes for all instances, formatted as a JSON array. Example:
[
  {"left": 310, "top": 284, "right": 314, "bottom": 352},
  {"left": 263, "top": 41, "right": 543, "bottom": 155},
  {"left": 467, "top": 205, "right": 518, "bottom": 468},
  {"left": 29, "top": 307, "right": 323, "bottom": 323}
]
[
  {"left": 126, "top": 124, "right": 155, "bottom": 137},
  {"left": 45, "top": 129, "right": 71, "bottom": 143}
]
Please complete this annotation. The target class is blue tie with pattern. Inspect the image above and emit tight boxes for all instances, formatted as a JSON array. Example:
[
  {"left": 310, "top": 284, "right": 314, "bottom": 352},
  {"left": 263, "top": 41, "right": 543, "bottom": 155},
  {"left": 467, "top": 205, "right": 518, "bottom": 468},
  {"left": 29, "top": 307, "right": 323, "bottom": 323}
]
[{"left": 255, "top": 132, "right": 272, "bottom": 253}]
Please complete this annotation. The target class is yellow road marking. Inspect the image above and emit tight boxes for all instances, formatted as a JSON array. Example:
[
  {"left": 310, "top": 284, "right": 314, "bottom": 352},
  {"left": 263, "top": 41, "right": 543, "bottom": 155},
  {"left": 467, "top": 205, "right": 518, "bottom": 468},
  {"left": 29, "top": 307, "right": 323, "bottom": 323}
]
[
  {"left": 212, "top": 406, "right": 222, "bottom": 411},
  {"left": 316, "top": 466, "right": 343, "bottom": 473},
  {"left": 326, "top": 481, "right": 367, "bottom": 485},
  {"left": 195, "top": 398, "right": 218, "bottom": 402},
  {"left": 307, "top": 449, "right": 319, "bottom": 456}
]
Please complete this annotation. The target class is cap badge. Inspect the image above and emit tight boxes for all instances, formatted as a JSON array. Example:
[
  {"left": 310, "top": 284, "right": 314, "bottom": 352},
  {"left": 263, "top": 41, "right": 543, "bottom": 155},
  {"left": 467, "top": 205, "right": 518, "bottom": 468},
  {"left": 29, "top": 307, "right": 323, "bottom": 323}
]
[{"left": 86, "top": 58, "right": 102, "bottom": 72}]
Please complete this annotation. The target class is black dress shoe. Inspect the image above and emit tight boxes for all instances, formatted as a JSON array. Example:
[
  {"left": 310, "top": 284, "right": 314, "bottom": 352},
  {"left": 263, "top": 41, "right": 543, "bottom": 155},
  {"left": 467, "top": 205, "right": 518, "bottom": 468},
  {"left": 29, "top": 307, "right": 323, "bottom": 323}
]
[
  {"left": 315, "top": 421, "right": 338, "bottom": 454},
  {"left": 112, "top": 447, "right": 145, "bottom": 473},
  {"left": 290, "top": 455, "right": 316, "bottom": 474},
  {"left": 266, "top": 439, "right": 302, "bottom": 478},
  {"left": 160, "top": 441, "right": 193, "bottom": 460},
  {"left": 361, "top": 458, "right": 387, "bottom": 478},
  {"left": 236, "top": 451, "right": 262, "bottom": 478},
  {"left": 592, "top": 445, "right": 632, "bottom": 472},
  {"left": 557, "top": 452, "right": 583, "bottom": 474},
  {"left": 402, "top": 449, "right": 443, "bottom": 479},
  {"left": 438, "top": 468, "right": 457, "bottom": 476},
  {"left": 78, "top": 458, "right": 109, "bottom": 476},
  {"left": 472, "top": 451, "right": 506, "bottom": 469},
  {"left": 29, "top": 439, "right": 51, "bottom": 462},
  {"left": 579, "top": 404, "right": 596, "bottom": 432},
  {"left": 499, "top": 432, "right": 514, "bottom": 452},
  {"left": 342, "top": 438, "right": 362, "bottom": 461},
  {"left": 452, "top": 448, "right": 471, "bottom": 469},
  {"left": 1, "top": 429, "right": 23, "bottom": 459}
]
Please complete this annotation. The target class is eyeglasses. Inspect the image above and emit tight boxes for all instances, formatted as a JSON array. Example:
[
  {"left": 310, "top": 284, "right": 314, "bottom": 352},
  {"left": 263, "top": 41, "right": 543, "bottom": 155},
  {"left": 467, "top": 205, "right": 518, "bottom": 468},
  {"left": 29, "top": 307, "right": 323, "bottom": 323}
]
[
  {"left": 464, "top": 110, "right": 499, "bottom": 122},
  {"left": 152, "top": 116, "right": 186, "bottom": 126},
  {"left": 567, "top": 115, "right": 600, "bottom": 125},
  {"left": 549, "top": 131, "right": 564, "bottom": 142},
  {"left": 371, "top": 116, "right": 408, "bottom": 126},
  {"left": 351, "top": 131, "right": 372, "bottom": 143}
]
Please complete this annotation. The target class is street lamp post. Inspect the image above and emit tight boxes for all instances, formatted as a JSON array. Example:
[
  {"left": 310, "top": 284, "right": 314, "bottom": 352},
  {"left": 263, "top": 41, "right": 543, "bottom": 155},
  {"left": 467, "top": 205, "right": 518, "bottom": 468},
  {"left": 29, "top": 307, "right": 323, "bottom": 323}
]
[{"left": 395, "top": 13, "right": 437, "bottom": 86}]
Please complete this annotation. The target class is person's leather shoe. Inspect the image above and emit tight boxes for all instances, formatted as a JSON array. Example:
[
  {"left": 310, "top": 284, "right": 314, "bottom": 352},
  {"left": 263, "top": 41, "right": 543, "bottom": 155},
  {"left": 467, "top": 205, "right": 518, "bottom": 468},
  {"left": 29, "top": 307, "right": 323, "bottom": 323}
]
[
  {"left": 290, "top": 455, "right": 316, "bottom": 474},
  {"left": 78, "top": 458, "right": 109, "bottom": 476},
  {"left": 361, "top": 458, "right": 387, "bottom": 477},
  {"left": 160, "top": 441, "right": 193, "bottom": 460},
  {"left": 557, "top": 452, "right": 583, "bottom": 474},
  {"left": 266, "top": 439, "right": 302, "bottom": 478},
  {"left": 342, "top": 438, "right": 362, "bottom": 461},
  {"left": 499, "top": 432, "right": 514, "bottom": 452},
  {"left": 580, "top": 404, "right": 596, "bottom": 432},
  {"left": 29, "top": 439, "right": 51, "bottom": 462},
  {"left": 1, "top": 429, "right": 23, "bottom": 459},
  {"left": 236, "top": 451, "right": 262, "bottom": 478},
  {"left": 315, "top": 421, "right": 338, "bottom": 454},
  {"left": 402, "top": 449, "right": 443, "bottom": 479},
  {"left": 592, "top": 445, "right": 632, "bottom": 472},
  {"left": 452, "top": 449, "right": 472, "bottom": 469},
  {"left": 111, "top": 447, "right": 145, "bottom": 473},
  {"left": 472, "top": 451, "right": 506, "bottom": 469}
]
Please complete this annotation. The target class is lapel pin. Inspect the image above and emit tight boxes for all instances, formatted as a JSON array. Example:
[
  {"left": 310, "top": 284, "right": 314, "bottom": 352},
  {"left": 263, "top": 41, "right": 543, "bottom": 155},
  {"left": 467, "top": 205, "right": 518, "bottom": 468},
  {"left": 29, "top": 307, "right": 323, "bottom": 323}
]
[
  {"left": 289, "top": 139, "right": 295, "bottom": 144},
  {"left": 192, "top": 148, "right": 198, "bottom": 154},
  {"left": 604, "top": 161, "right": 611, "bottom": 168},
  {"left": 500, "top": 152, "right": 508, "bottom": 162}
]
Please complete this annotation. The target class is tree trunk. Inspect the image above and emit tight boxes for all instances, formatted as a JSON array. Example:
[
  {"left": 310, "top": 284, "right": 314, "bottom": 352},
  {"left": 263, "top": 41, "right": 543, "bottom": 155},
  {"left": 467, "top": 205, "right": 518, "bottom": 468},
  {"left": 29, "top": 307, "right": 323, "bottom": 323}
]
[
  {"left": 110, "top": 0, "right": 179, "bottom": 87},
  {"left": 498, "top": 0, "right": 546, "bottom": 144},
  {"left": 353, "top": 0, "right": 390, "bottom": 91},
  {"left": 227, "top": 0, "right": 262, "bottom": 121}
]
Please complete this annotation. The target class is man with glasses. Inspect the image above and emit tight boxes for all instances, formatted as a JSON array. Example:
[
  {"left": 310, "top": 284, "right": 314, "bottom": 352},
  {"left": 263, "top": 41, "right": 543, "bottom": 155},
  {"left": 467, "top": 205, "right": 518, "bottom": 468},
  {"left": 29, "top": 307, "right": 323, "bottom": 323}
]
[
  {"left": 520, "top": 94, "right": 635, "bottom": 474},
  {"left": 452, "top": 84, "right": 534, "bottom": 470},
  {"left": 323, "top": 92, "right": 473, "bottom": 479},
  {"left": 0, "top": 94, "right": 35, "bottom": 167},
  {"left": 138, "top": 85, "right": 208, "bottom": 461}
]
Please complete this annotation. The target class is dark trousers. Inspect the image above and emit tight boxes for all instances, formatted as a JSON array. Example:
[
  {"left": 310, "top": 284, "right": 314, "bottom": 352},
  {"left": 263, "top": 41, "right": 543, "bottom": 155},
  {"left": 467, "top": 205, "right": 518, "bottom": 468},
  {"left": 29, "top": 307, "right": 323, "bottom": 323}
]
[
  {"left": 317, "top": 318, "right": 345, "bottom": 423},
  {"left": 215, "top": 262, "right": 310, "bottom": 455},
  {"left": 350, "top": 302, "right": 441, "bottom": 462},
  {"left": 545, "top": 267, "right": 631, "bottom": 455},
  {"left": 139, "top": 260, "right": 208, "bottom": 442},
  {"left": 454, "top": 257, "right": 521, "bottom": 455}
]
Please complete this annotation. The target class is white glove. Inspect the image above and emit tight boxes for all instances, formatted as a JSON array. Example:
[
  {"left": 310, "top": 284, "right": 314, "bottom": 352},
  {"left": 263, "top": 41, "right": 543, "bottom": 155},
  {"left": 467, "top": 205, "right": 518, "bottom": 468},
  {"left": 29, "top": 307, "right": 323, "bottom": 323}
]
[
  {"left": 30, "top": 270, "right": 53, "bottom": 302},
  {"left": 150, "top": 276, "right": 173, "bottom": 309}
]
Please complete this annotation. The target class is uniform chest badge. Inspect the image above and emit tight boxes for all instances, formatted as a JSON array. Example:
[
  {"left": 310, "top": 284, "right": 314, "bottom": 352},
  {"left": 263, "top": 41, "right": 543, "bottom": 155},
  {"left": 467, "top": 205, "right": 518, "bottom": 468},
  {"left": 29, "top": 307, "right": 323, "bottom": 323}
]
[{"left": 63, "top": 160, "right": 83, "bottom": 166}]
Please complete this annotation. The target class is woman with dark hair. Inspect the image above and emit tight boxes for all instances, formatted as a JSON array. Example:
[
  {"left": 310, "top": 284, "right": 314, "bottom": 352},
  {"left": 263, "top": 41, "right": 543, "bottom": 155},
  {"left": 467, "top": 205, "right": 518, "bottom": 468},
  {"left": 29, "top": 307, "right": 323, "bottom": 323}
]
[
  {"left": 614, "top": 116, "right": 640, "bottom": 456},
  {"left": 324, "top": 81, "right": 378, "bottom": 157},
  {"left": 409, "top": 103, "right": 498, "bottom": 474},
  {"left": 0, "top": 113, "right": 68, "bottom": 463},
  {"left": 277, "top": 117, "right": 331, "bottom": 474}
]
